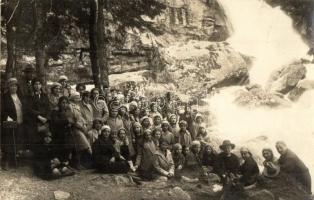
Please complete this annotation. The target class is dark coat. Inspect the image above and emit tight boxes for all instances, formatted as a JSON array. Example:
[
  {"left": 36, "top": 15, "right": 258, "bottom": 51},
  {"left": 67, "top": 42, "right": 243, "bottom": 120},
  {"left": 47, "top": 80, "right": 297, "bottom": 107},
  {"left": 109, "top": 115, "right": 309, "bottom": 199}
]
[
  {"left": 202, "top": 151, "right": 217, "bottom": 168},
  {"left": 25, "top": 92, "right": 51, "bottom": 124},
  {"left": 173, "top": 152, "right": 185, "bottom": 168},
  {"left": 1, "top": 91, "right": 24, "bottom": 122},
  {"left": 32, "top": 142, "right": 56, "bottom": 179},
  {"left": 279, "top": 149, "right": 311, "bottom": 193},
  {"left": 135, "top": 140, "right": 156, "bottom": 179},
  {"left": 215, "top": 152, "right": 240, "bottom": 177},
  {"left": 92, "top": 137, "right": 128, "bottom": 173},
  {"left": 239, "top": 157, "right": 260, "bottom": 186},
  {"left": 1, "top": 92, "right": 25, "bottom": 153}
]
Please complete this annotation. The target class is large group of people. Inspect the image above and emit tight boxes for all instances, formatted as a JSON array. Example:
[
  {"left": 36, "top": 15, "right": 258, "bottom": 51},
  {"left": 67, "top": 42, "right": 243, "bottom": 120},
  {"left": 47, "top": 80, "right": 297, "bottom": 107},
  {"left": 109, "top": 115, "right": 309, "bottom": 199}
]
[{"left": 1, "top": 64, "right": 312, "bottom": 196}]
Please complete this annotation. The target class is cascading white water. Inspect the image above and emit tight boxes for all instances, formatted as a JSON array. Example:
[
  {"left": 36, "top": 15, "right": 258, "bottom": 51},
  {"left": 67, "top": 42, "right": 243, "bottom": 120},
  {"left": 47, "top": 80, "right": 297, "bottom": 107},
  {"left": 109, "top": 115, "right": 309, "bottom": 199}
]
[
  {"left": 209, "top": 0, "right": 314, "bottom": 191},
  {"left": 217, "top": 0, "right": 308, "bottom": 86}
]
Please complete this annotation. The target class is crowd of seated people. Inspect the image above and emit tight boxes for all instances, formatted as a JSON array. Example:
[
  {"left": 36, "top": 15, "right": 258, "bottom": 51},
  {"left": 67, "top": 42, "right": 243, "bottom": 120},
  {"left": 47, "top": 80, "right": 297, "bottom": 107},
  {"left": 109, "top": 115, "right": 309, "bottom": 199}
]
[{"left": 1, "top": 64, "right": 311, "bottom": 195}]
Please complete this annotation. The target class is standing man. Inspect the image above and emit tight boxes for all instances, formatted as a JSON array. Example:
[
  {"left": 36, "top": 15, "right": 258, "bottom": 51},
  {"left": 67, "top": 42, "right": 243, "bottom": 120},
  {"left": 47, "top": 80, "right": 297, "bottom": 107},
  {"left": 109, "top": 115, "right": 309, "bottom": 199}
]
[
  {"left": 276, "top": 141, "right": 312, "bottom": 194},
  {"left": 18, "top": 64, "right": 35, "bottom": 99}
]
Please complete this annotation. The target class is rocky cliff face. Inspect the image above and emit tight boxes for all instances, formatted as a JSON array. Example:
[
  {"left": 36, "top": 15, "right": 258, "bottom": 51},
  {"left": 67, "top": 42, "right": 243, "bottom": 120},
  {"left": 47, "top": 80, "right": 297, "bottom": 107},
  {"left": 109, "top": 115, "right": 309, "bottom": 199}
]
[{"left": 264, "top": 0, "right": 314, "bottom": 49}]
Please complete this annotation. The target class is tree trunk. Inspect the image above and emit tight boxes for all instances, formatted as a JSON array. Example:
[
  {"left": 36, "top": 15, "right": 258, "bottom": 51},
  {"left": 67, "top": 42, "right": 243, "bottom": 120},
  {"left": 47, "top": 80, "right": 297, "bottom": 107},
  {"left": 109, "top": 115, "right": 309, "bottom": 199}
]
[
  {"left": 33, "top": 0, "right": 47, "bottom": 85},
  {"left": 89, "top": 0, "right": 109, "bottom": 90},
  {"left": 97, "top": 0, "right": 109, "bottom": 89},
  {"left": 4, "top": 0, "right": 21, "bottom": 80}
]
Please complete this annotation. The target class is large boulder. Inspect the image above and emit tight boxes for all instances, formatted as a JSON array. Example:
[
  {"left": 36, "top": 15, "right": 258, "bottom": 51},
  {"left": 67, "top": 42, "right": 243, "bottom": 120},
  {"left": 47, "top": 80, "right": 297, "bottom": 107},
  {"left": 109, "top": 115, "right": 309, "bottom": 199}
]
[
  {"left": 266, "top": 60, "right": 307, "bottom": 94},
  {"left": 153, "top": 40, "right": 251, "bottom": 93},
  {"left": 234, "top": 84, "right": 291, "bottom": 108}
]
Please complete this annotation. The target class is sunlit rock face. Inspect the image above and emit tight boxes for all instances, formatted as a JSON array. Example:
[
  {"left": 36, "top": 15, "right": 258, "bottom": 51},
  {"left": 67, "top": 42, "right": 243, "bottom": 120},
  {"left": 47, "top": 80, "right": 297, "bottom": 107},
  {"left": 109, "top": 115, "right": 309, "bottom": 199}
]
[{"left": 152, "top": 40, "right": 251, "bottom": 93}]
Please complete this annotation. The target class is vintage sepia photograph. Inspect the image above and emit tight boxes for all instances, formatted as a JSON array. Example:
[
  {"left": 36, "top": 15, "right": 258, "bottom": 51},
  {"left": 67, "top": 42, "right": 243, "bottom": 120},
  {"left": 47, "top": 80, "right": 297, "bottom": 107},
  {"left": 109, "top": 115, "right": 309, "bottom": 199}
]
[{"left": 1, "top": 0, "right": 314, "bottom": 199}]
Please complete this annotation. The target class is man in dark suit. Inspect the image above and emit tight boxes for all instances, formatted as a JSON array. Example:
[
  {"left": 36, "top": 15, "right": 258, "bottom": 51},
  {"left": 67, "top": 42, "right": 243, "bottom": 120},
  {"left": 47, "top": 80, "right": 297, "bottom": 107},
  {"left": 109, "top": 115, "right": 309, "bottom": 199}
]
[{"left": 276, "top": 141, "right": 312, "bottom": 194}]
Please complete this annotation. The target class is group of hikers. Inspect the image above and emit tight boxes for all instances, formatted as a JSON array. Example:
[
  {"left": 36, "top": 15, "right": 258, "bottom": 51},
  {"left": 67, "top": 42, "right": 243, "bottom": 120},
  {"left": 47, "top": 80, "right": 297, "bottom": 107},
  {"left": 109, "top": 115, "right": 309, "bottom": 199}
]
[{"left": 1, "top": 64, "right": 312, "bottom": 197}]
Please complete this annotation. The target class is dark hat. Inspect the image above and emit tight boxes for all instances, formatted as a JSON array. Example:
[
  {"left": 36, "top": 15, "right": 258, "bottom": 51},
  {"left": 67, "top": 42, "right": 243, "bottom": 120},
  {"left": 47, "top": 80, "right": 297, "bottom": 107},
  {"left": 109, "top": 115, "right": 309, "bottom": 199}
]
[
  {"left": 23, "top": 64, "right": 35, "bottom": 72},
  {"left": 82, "top": 91, "right": 90, "bottom": 98},
  {"left": 219, "top": 140, "right": 235, "bottom": 150}
]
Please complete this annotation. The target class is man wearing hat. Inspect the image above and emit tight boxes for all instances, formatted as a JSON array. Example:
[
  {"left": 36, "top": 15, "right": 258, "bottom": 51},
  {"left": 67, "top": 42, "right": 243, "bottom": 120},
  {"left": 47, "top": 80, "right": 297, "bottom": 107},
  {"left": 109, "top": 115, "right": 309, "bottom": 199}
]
[
  {"left": 18, "top": 64, "right": 35, "bottom": 98},
  {"left": 215, "top": 140, "right": 240, "bottom": 184}
]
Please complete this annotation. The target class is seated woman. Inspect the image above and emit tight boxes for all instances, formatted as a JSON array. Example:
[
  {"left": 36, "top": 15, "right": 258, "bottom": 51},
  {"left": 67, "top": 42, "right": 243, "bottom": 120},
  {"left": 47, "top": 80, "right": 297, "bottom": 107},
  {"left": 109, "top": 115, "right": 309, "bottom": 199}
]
[
  {"left": 134, "top": 129, "right": 157, "bottom": 180},
  {"left": 196, "top": 123, "right": 211, "bottom": 146},
  {"left": 33, "top": 134, "right": 74, "bottom": 180},
  {"left": 239, "top": 147, "right": 260, "bottom": 187},
  {"left": 51, "top": 95, "right": 91, "bottom": 170},
  {"left": 202, "top": 144, "right": 217, "bottom": 173},
  {"left": 262, "top": 148, "right": 280, "bottom": 178},
  {"left": 92, "top": 126, "right": 129, "bottom": 173},
  {"left": 153, "top": 140, "right": 175, "bottom": 181},
  {"left": 185, "top": 141, "right": 202, "bottom": 170},
  {"left": 131, "top": 122, "right": 143, "bottom": 155}
]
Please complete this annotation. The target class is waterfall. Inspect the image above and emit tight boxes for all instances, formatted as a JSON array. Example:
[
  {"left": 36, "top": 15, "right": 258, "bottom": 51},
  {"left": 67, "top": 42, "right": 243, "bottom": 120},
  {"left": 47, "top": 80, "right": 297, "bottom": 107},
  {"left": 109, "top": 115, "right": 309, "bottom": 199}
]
[
  {"left": 217, "top": 0, "right": 308, "bottom": 86},
  {"left": 209, "top": 0, "right": 314, "bottom": 191}
]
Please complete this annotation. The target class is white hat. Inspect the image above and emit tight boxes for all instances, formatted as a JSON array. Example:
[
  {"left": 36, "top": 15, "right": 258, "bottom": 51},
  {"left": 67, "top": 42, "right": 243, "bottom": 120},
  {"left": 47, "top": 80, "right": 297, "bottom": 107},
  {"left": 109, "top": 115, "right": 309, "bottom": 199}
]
[
  {"left": 101, "top": 125, "right": 111, "bottom": 131},
  {"left": 59, "top": 75, "right": 68, "bottom": 81}
]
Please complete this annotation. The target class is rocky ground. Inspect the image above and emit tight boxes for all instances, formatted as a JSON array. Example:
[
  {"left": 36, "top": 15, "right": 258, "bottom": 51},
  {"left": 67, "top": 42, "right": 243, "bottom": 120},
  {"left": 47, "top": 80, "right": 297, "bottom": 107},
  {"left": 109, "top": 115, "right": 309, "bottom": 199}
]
[{"left": 0, "top": 166, "right": 221, "bottom": 200}]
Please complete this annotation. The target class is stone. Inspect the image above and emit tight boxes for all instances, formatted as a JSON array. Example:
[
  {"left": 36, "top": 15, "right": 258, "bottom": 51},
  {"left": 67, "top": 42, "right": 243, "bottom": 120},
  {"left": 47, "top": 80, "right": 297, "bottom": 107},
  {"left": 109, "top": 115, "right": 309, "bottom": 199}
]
[
  {"left": 169, "top": 187, "right": 191, "bottom": 200},
  {"left": 248, "top": 189, "right": 275, "bottom": 200},
  {"left": 154, "top": 40, "right": 251, "bottom": 93},
  {"left": 266, "top": 60, "right": 306, "bottom": 94},
  {"left": 54, "top": 190, "right": 71, "bottom": 200}
]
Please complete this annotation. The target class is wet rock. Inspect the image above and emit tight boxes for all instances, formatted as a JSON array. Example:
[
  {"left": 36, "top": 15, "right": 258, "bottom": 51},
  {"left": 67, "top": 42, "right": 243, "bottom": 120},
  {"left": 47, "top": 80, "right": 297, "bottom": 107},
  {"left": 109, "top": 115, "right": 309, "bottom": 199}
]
[
  {"left": 234, "top": 86, "right": 291, "bottom": 108},
  {"left": 267, "top": 60, "right": 306, "bottom": 94},
  {"left": 54, "top": 190, "right": 71, "bottom": 200}
]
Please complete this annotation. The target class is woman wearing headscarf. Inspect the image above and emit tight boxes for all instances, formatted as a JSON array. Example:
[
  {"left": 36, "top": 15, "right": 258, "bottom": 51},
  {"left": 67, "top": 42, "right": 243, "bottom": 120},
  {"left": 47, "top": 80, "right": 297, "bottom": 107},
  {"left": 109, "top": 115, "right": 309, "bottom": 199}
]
[
  {"left": 90, "top": 88, "right": 109, "bottom": 123},
  {"left": 161, "top": 120, "right": 175, "bottom": 147},
  {"left": 1, "top": 78, "right": 25, "bottom": 169},
  {"left": 93, "top": 125, "right": 128, "bottom": 173},
  {"left": 262, "top": 148, "right": 280, "bottom": 178},
  {"left": 168, "top": 114, "right": 180, "bottom": 137},
  {"left": 140, "top": 116, "right": 152, "bottom": 132},
  {"left": 239, "top": 147, "right": 260, "bottom": 187},
  {"left": 131, "top": 122, "right": 143, "bottom": 155},
  {"left": 192, "top": 113, "right": 204, "bottom": 140}
]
